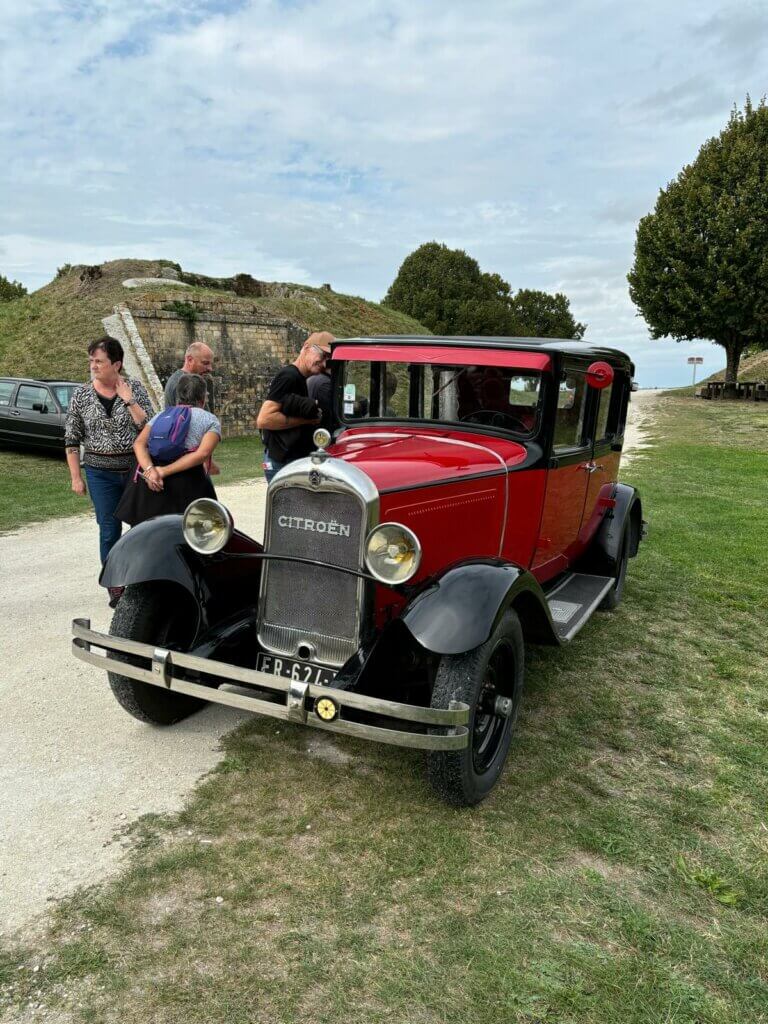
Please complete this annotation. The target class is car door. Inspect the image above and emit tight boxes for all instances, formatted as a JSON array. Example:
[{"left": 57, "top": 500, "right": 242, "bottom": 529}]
[
  {"left": 12, "top": 383, "right": 60, "bottom": 447},
  {"left": 531, "top": 365, "right": 593, "bottom": 581},
  {"left": 579, "top": 372, "right": 624, "bottom": 546}
]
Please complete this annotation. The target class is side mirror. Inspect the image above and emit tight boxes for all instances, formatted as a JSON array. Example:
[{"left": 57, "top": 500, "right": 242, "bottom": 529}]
[
  {"left": 585, "top": 362, "right": 614, "bottom": 390},
  {"left": 32, "top": 402, "right": 48, "bottom": 413}
]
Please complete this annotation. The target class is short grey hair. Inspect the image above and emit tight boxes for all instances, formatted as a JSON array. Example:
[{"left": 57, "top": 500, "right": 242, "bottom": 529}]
[
  {"left": 185, "top": 341, "right": 210, "bottom": 358},
  {"left": 176, "top": 373, "right": 208, "bottom": 406}
]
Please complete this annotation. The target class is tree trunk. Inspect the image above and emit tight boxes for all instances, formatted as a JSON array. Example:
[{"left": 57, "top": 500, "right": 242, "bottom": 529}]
[{"left": 723, "top": 339, "right": 744, "bottom": 395}]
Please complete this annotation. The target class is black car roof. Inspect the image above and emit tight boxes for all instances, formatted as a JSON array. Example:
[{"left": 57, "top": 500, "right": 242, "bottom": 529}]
[
  {"left": 0, "top": 377, "right": 81, "bottom": 385},
  {"left": 334, "top": 336, "right": 634, "bottom": 371}
]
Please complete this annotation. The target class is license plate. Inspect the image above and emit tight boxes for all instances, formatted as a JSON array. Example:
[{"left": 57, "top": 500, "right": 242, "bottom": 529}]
[{"left": 256, "top": 652, "right": 336, "bottom": 687}]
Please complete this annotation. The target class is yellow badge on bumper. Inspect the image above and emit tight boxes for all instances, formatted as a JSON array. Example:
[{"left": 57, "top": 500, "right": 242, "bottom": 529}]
[{"left": 314, "top": 697, "right": 339, "bottom": 722}]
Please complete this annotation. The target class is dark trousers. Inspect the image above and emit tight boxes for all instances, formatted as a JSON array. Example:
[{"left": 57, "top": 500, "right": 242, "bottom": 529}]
[{"left": 84, "top": 466, "right": 130, "bottom": 564}]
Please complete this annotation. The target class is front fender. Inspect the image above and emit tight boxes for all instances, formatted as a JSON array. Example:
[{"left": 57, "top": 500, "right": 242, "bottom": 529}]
[
  {"left": 401, "top": 561, "right": 557, "bottom": 655},
  {"left": 100, "top": 516, "right": 198, "bottom": 594},
  {"left": 100, "top": 516, "right": 263, "bottom": 635}
]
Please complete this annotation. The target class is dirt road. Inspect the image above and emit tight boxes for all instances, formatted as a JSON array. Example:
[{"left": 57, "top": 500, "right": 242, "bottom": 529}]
[
  {"left": 0, "top": 392, "right": 658, "bottom": 937},
  {"left": 0, "top": 479, "right": 267, "bottom": 937}
]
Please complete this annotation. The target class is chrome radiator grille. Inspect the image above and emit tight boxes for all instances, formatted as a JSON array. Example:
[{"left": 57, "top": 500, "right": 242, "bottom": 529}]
[{"left": 258, "top": 484, "right": 365, "bottom": 667}]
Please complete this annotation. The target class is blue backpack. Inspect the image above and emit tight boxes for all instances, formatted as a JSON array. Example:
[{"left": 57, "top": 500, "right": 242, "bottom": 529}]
[{"left": 148, "top": 406, "right": 192, "bottom": 463}]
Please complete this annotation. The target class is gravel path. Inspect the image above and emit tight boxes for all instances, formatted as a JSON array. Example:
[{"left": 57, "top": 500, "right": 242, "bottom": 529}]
[
  {"left": 1, "top": 394, "right": 657, "bottom": 938},
  {"left": 0, "top": 478, "right": 267, "bottom": 938}
]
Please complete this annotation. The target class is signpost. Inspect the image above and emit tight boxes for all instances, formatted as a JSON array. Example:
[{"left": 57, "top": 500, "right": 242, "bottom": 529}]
[{"left": 687, "top": 356, "right": 704, "bottom": 386}]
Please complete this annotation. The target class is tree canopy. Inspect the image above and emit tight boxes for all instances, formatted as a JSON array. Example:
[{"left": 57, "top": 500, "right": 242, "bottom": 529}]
[
  {"left": 628, "top": 97, "right": 768, "bottom": 383},
  {"left": 0, "top": 274, "right": 27, "bottom": 303},
  {"left": 383, "top": 242, "right": 585, "bottom": 339},
  {"left": 510, "top": 289, "right": 585, "bottom": 340}
]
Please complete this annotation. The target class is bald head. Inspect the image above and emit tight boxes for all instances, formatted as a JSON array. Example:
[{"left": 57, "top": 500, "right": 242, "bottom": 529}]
[{"left": 182, "top": 342, "right": 214, "bottom": 375}]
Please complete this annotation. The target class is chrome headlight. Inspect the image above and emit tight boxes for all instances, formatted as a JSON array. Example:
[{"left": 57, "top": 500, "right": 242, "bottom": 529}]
[
  {"left": 364, "top": 522, "right": 421, "bottom": 584},
  {"left": 182, "top": 498, "right": 233, "bottom": 555}
]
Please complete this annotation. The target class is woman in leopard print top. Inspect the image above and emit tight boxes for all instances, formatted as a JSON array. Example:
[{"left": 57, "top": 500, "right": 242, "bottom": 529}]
[{"left": 65, "top": 337, "right": 154, "bottom": 591}]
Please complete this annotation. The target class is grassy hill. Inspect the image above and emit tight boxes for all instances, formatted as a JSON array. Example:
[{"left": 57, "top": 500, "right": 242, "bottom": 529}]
[
  {"left": 702, "top": 347, "right": 768, "bottom": 385},
  {"left": 0, "top": 259, "right": 429, "bottom": 382}
]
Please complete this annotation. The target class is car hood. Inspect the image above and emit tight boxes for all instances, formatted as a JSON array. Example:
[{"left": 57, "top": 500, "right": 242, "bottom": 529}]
[{"left": 329, "top": 426, "right": 526, "bottom": 492}]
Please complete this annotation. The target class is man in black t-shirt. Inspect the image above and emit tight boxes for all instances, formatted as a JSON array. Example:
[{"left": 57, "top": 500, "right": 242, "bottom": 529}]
[{"left": 256, "top": 333, "right": 333, "bottom": 482}]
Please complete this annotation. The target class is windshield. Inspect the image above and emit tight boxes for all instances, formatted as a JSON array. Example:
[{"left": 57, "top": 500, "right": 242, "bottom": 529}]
[{"left": 339, "top": 361, "right": 542, "bottom": 435}]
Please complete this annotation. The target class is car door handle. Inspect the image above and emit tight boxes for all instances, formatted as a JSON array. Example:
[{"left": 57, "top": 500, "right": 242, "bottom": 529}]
[
  {"left": 9, "top": 410, "right": 21, "bottom": 416},
  {"left": 579, "top": 461, "right": 604, "bottom": 474}
]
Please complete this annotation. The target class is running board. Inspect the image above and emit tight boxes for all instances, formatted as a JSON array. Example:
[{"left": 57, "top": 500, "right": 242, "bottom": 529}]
[{"left": 545, "top": 573, "right": 614, "bottom": 642}]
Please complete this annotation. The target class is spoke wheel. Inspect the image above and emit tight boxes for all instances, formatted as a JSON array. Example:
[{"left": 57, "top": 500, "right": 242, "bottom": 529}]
[{"left": 427, "top": 609, "right": 524, "bottom": 807}]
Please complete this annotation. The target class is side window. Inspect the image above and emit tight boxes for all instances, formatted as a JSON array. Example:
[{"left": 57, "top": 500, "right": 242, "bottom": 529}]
[
  {"left": 594, "top": 383, "right": 614, "bottom": 441},
  {"left": 553, "top": 372, "right": 588, "bottom": 450},
  {"left": 342, "top": 362, "right": 373, "bottom": 418},
  {"left": 0, "top": 382, "right": 15, "bottom": 406},
  {"left": 15, "top": 385, "right": 51, "bottom": 411}
]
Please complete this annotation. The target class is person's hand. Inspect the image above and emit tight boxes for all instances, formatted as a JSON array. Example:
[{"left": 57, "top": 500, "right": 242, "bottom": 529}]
[
  {"left": 209, "top": 459, "right": 221, "bottom": 476},
  {"left": 143, "top": 466, "right": 164, "bottom": 492},
  {"left": 115, "top": 376, "right": 133, "bottom": 403},
  {"left": 71, "top": 477, "right": 86, "bottom": 496}
]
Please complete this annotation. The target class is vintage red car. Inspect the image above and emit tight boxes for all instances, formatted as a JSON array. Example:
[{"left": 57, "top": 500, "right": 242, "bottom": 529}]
[{"left": 72, "top": 336, "right": 645, "bottom": 805}]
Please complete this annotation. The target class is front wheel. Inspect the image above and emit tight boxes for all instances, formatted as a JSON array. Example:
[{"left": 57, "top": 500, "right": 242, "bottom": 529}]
[
  {"left": 427, "top": 609, "right": 524, "bottom": 807},
  {"left": 108, "top": 583, "right": 207, "bottom": 725}
]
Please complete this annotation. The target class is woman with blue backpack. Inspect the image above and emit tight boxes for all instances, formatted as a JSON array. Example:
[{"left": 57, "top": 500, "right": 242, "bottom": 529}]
[{"left": 116, "top": 373, "right": 221, "bottom": 527}]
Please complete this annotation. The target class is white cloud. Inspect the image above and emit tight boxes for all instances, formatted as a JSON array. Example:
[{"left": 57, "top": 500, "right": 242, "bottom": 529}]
[{"left": 0, "top": 0, "right": 760, "bottom": 382}]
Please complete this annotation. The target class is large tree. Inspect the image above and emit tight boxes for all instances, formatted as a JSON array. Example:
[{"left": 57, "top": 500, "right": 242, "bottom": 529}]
[
  {"left": 383, "top": 242, "right": 518, "bottom": 335},
  {"left": 510, "top": 288, "right": 585, "bottom": 339},
  {"left": 0, "top": 274, "right": 27, "bottom": 303},
  {"left": 384, "top": 242, "right": 584, "bottom": 339},
  {"left": 628, "top": 97, "right": 768, "bottom": 384}
]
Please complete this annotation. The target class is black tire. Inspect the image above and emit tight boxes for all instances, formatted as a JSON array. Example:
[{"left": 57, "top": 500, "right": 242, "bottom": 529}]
[
  {"left": 427, "top": 609, "right": 524, "bottom": 807},
  {"left": 108, "top": 583, "right": 206, "bottom": 725},
  {"left": 599, "top": 519, "right": 630, "bottom": 611}
]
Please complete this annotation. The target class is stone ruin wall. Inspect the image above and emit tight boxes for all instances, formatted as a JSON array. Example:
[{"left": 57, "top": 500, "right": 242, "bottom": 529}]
[{"left": 124, "top": 298, "right": 309, "bottom": 436}]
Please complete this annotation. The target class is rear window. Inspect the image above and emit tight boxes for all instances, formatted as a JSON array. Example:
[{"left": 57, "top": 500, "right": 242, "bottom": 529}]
[
  {"left": 340, "top": 361, "right": 542, "bottom": 436},
  {"left": 52, "top": 385, "right": 77, "bottom": 409}
]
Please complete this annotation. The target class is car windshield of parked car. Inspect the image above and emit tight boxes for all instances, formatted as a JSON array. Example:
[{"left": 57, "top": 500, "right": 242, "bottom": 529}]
[
  {"left": 52, "top": 385, "right": 77, "bottom": 409},
  {"left": 340, "top": 361, "right": 542, "bottom": 434}
]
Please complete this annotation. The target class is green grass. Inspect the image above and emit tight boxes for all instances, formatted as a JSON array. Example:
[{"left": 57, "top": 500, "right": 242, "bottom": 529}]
[
  {"left": 0, "top": 437, "right": 265, "bottom": 534},
  {"left": 2, "top": 396, "right": 768, "bottom": 1022}
]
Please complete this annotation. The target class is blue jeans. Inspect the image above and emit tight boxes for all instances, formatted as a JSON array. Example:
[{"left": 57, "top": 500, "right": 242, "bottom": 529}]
[
  {"left": 84, "top": 466, "right": 130, "bottom": 564},
  {"left": 263, "top": 453, "right": 287, "bottom": 484}
]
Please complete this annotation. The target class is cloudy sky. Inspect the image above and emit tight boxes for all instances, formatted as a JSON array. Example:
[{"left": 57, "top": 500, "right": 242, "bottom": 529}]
[{"left": 2, "top": 1, "right": 766, "bottom": 384}]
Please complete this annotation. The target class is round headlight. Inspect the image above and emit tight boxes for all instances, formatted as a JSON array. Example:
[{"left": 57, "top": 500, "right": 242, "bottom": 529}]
[
  {"left": 364, "top": 522, "right": 422, "bottom": 584},
  {"left": 182, "top": 498, "right": 233, "bottom": 555}
]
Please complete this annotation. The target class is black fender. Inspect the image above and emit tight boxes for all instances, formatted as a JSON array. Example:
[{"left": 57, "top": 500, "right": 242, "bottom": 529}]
[
  {"left": 100, "top": 515, "right": 263, "bottom": 637},
  {"left": 586, "top": 483, "right": 644, "bottom": 571},
  {"left": 400, "top": 560, "right": 559, "bottom": 655}
]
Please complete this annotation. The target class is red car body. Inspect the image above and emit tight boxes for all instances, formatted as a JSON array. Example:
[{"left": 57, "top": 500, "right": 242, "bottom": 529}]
[{"left": 74, "top": 337, "right": 645, "bottom": 806}]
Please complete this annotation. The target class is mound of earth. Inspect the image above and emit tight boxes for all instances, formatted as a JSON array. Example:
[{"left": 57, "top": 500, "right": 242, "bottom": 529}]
[{"left": 0, "top": 259, "right": 429, "bottom": 382}]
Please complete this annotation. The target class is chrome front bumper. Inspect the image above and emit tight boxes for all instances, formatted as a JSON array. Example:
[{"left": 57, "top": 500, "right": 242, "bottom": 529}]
[{"left": 71, "top": 618, "right": 470, "bottom": 751}]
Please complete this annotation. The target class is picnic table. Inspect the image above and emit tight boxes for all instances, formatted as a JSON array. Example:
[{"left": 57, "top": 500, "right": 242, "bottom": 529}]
[{"left": 698, "top": 380, "right": 768, "bottom": 401}]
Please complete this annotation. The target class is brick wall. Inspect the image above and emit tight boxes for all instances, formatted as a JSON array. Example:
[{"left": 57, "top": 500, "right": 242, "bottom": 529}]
[{"left": 127, "top": 299, "right": 308, "bottom": 436}]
